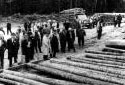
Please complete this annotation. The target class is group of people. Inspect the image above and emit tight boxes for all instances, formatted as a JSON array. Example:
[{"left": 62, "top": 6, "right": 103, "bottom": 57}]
[
  {"left": 114, "top": 14, "right": 122, "bottom": 27},
  {"left": 0, "top": 19, "right": 88, "bottom": 68}
]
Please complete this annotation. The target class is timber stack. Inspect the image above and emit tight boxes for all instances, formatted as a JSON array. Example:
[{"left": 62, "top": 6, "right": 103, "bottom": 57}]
[{"left": 0, "top": 39, "right": 125, "bottom": 85}]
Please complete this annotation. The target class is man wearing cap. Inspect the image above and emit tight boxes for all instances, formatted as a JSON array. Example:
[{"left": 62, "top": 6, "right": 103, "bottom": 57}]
[{"left": 7, "top": 33, "right": 20, "bottom": 67}]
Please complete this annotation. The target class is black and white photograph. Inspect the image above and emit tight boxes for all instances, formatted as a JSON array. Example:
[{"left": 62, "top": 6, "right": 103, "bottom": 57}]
[{"left": 0, "top": 0, "right": 124, "bottom": 85}]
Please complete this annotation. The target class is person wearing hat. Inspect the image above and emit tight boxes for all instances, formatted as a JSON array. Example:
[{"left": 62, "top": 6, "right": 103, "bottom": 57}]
[
  {"left": 7, "top": 33, "right": 20, "bottom": 67},
  {"left": 0, "top": 34, "right": 6, "bottom": 68},
  {"left": 67, "top": 27, "right": 76, "bottom": 52},
  {"left": 50, "top": 27, "right": 59, "bottom": 58}
]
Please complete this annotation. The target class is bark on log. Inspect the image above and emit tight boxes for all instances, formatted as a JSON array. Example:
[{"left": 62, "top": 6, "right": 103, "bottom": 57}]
[
  {"left": 4, "top": 70, "right": 80, "bottom": 85},
  {"left": 0, "top": 73, "right": 47, "bottom": 85},
  {"left": 0, "top": 77, "right": 27, "bottom": 85},
  {"left": 26, "top": 63, "right": 115, "bottom": 85},
  {"left": 103, "top": 47, "right": 125, "bottom": 53},
  {"left": 105, "top": 39, "right": 125, "bottom": 50},
  {"left": 85, "top": 53, "right": 125, "bottom": 62},
  {"left": 50, "top": 59, "right": 125, "bottom": 79},
  {"left": 85, "top": 50, "right": 123, "bottom": 56},
  {"left": 67, "top": 57, "right": 125, "bottom": 69},
  {"left": 39, "top": 62, "right": 123, "bottom": 85}
]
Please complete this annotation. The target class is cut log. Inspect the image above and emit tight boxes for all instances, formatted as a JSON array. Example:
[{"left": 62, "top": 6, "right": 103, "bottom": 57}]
[
  {"left": 103, "top": 47, "right": 125, "bottom": 53},
  {"left": 0, "top": 73, "right": 47, "bottom": 85},
  {"left": 105, "top": 39, "right": 125, "bottom": 50},
  {"left": 39, "top": 62, "right": 124, "bottom": 85},
  {"left": 4, "top": 70, "right": 80, "bottom": 85},
  {"left": 67, "top": 57, "right": 125, "bottom": 69},
  {"left": 0, "top": 77, "right": 27, "bottom": 85},
  {"left": 85, "top": 50, "right": 123, "bottom": 56},
  {"left": 26, "top": 63, "right": 116, "bottom": 85},
  {"left": 85, "top": 53, "right": 125, "bottom": 62},
  {"left": 50, "top": 59, "right": 125, "bottom": 79}
]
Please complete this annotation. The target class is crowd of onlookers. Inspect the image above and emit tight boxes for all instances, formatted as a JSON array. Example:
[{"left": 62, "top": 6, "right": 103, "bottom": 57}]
[{"left": 0, "top": 16, "right": 111, "bottom": 69}]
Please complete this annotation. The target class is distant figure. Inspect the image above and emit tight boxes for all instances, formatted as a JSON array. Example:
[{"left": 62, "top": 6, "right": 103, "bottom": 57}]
[
  {"left": 77, "top": 28, "right": 86, "bottom": 47},
  {"left": 117, "top": 14, "right": 122, "bottom": 27},
  {"left": 113, "top": 15, "right": 117, "bottom": 27},
  {"left": 0, "top": 35, "right": 6, "bottom": 68},
  {"left": 97, "top": 20, "right": 102, "bottom": 40},
  {"left": 7, "top": 22, "right": 12, "bottom": 35},
  {"left": 24, "top": 22, "right": 28, "bottom": 32},
  {"left": 7, "top": 33, "right": 20, "bottom": 67}
]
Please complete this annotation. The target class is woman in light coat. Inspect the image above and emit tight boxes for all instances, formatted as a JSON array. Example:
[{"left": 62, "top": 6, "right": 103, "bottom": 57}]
[{"left": 42, "top": 33, "right": 51, "bottom": 60}]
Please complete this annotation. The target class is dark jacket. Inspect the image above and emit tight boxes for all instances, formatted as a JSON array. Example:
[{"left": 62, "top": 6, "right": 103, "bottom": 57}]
[
  {"left": 7, "top": 38, "right": 20, "bottom": 58},
  {"left": 0, "top": 39, "right": 6, "bottom": 54},
  {"left": 77, "top": 29, "right": 86, "bottom": 38},
  {"left": 50, "top": 34, "right": 59, "bottom": 52},
  {"left": 7, "top": 23, "right": 11, "bottom": 30},
  {"left": 67, "top": 30, "right": 75, "bottom": 42}
]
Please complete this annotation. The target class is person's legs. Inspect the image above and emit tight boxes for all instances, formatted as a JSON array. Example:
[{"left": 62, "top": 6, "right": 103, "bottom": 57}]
[
  {"left": 14, "top": 55, "right": 18, "bottom": 63},
  {"left": 0, "top": 54, "right": 4, "bottom": 68},
  {"left": 38, "top": 40, "right": 42, "bottom": 53},
  {"left": 43, "top": 55, "right": 48, "bottom": 60},
  {"left": 9, "top": 57, "right": 13, "bottom": 67},
  {"left": 82, "top": 37, "right": 85, "bottom": 47},
  {"left": 78, "top": 37, "right": 81, "bottom": 47}
]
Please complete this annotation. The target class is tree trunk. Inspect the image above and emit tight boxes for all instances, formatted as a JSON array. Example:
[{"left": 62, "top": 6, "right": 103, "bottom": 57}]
[
  {"left": 0, "top": 77, "right": 27, "bottom": 85},
  {"left": 67, "top": 56, "right": 125, "bottom": 69},
  {"left": 39, "top": 62, "right": 122, "bottom": 85},
  {"left": 50, "top": 59, "right": 125, "bottom": 79},
  {"left": 3, "top": 70, "right": 79, "bottom": 85},
  {"left": 85, "top": 50, "right": 123, "bottom": 56},
  {"left": 26, "top": 63, "right": 114, "bottom": 85},
  {"left": 0, "top": 73, "right": 47, "bottom": 85},
  {"left": 103, "top": 47, "right": 125, "bottom": 53}
]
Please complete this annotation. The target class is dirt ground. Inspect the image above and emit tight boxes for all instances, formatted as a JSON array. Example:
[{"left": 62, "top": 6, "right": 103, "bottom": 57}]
[{"left": 1, "top": 20, "right": 125, "bottom": 69}]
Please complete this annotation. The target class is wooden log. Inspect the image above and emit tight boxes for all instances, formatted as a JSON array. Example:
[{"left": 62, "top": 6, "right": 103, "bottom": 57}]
[
  {"left": 85, "top": 53, "right": 125, "bottom": 62},
  {"left": 105, "top": 39, "right": 125, "bottom": 50},
  {"left": 26, "top": 63, "right": 116, "bottom": 85},
  {"left": 67, "top": 57, "right": 125, "bottom": 69},
  {"left": 103, "top": 47, "right": 125, "bottom": 53},
  {"left": 50, "top": 59, "right": 125, "bottom": 79},
  {"left": 4, "top": 70, "right": 80, "bottom": 85},
  {"left": 0, "top": 73, "right": 47, "bottom": 85},
  {"left": 0, "top": 77, "right": 27, "bottom": 85},
  {"left": 85, "top": 50, "right": 123, "bottom": 56},
  {"left": 39, "top": 62, "right": 124, "bottom": 85}
]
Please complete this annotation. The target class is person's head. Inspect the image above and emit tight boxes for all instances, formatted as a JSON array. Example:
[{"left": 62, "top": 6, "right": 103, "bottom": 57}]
[{"left": 11, "top": 33, "right": 16, "bottom": 39}]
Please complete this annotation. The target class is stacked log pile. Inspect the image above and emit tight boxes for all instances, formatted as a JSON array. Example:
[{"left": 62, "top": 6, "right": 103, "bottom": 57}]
[{"left": 0, "top": 39, "right": 125, "bottom": 84}]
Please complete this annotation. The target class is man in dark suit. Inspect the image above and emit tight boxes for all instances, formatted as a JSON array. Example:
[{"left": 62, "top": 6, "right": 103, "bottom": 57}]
[
  {"left": 7, "top": 22, "right": 12, "bottom": 35},
  {"left": 0, "top": 35, "right": 6, "bottom": 68},
  {"left": 7, "top": 33, "right": 20, "bottom": 67}
]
